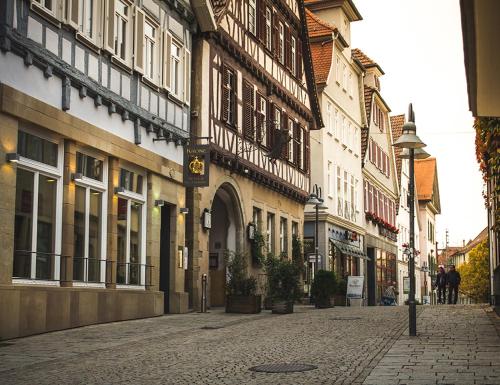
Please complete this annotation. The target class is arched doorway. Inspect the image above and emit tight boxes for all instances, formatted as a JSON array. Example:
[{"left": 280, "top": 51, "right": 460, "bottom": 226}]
[{"left": 208, "top": 183, "right": 244, "bottom": 306}]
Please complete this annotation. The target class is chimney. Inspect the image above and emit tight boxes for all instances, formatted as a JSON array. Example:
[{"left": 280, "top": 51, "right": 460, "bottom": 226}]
[{"left": 462, "top": 240, "right": 465, "bottom": 247}]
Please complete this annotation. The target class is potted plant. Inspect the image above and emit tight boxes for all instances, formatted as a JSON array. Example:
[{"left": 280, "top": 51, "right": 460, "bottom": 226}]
[
  {"left": 225, "top": 251, "right": 261, "bottom": 314},
  {"left": 311, "top": 270, "right": 337, "bottom": 308},
  {"left": 265, "top": 255, "right": 301, "bottom": 314},
  {"left": 334, "top": 277, "right": 348, "bottom": 306}
]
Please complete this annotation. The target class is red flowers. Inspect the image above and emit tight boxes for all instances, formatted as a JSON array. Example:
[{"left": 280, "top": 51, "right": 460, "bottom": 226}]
[{"left": 365, "top": 212, "right": 398, "bottom": 234}]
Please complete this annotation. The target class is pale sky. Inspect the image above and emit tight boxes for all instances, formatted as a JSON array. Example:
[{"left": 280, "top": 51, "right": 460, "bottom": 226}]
[{"left": 350, "top": 0, "right": 487, "bottom": 248}]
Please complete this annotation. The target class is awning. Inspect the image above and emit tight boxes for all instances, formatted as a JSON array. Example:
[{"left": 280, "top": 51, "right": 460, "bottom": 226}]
[{"left": 330, "top": 239, "right": 370, "bottom": 260}]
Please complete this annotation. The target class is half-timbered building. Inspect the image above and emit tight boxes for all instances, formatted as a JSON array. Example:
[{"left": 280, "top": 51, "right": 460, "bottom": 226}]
[
  {"left": 354, "top": 48, "right": 400, "bottom": 306},
  {"left": 189, "top": 0, "right": 323, "bottom": 308},
  {"left": 0, "top": 0, "right": 194, "bottom": 339}
]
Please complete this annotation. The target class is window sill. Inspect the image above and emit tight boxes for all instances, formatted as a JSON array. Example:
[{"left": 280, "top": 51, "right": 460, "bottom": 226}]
[
  {"left": 111, "top": 56, "right": 133, "bottom": 74},
  {"left": 167, "top": 92, "right": 185, "bottom": 107},
  {"left": 141, "top": 76, "right": 160, "bottom": 92},
  {"left": 75, "top": 32, "right": 101, "bottom": 55},
  {"left": 30, "top": 3, "right": 61, "bottom": 28},
  {"left": 12, "top": 278, "right": 60, "bottom": 286},
  {"left": 73, "top": 282, "right": 106, "bottom": 288},
  {"left": 116, "top": 284, "right": 146, "bottom": 290}
]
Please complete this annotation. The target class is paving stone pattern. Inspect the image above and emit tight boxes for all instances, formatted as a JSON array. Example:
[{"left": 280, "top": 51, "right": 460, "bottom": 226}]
[
  {"left": 363, "top": 305, "right": 500, "bottom": 385},
  {"left": 0, "top": 305, "right": 498, "bottom": 384}
]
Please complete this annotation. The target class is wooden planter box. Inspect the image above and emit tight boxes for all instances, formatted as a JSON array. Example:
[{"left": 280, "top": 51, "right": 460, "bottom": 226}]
[
  {"left": 272, "top": 300, "right": 294, "bottom": 314},
  {"left": 226, "top": 295, "right": 262, "bottom": 314}
]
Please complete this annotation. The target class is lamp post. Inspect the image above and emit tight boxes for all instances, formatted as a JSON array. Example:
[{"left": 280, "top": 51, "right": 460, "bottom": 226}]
[
  {"left": 307, "top": 184, "right": 328, "bottom": 279},
  {"left": 393, "top": 104, "right": 430, "bottom": 336}
]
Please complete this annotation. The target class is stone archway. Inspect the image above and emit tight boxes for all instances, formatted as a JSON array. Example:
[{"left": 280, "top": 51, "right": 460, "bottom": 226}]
[{"left": 208, "top": 182, "right": 245, "bottom": 306}]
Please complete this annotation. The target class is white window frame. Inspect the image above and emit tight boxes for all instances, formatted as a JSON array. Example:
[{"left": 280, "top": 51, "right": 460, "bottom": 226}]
[
  {"left": 116, "top": 165, "right": 147, "bottom": 288},
  {"left": 335, "top": 55, "right": 341, "bottom": 84},
  {"left": 327, "top": 161, "right": 333, "bottom": 198},
  {"left": 342, "top": 63, "right": 347, "bottom": 91},
  {"left": 278, "top": 21, "right": 285, "bottom": 64},
  {"left": 32, "top": 0, "right": 58, "bottom": 20},
  {"left": 348, "top": 71, "right": 353, "bottom": 97},
  {"left": 288, "top": 119, "right": 294, "bottom": 162},
  {"left": 73, "top": 149, "right": 108, "bottom": 287},
  {"left": 265, "top": 7, "right": 272, "bottom": 51},
  {"left": 13, "top": 127, "right": 64, "bottom": 285},
  {"left": 266, "top": 212, "right": 274, "bottom": 254},
  {"left": 79, "top": 0, "right": 95, "bottom": 39},
  {"left": 326, "top": 102, "right": 333, "bottom": 136},
  {"left": 279, "top": 217, "right": 287, "bottom": 255},
  {"left": 114, "top": 0, "right": 130, "bottom": 62},
  {"left": 291, "top": 35, "right": 296, "bottom": 75},
  {"left": 334, "top": 108, "right": 339, "bottom": 139},
  {"left": 144, "top": 19, "right": 157, "bottom": 82},
  {"left": 248, "top": 0, "right": 256, "bottom": 35},
  {"left": 170, "top": 39, "right": 182, "bottom": 99}
]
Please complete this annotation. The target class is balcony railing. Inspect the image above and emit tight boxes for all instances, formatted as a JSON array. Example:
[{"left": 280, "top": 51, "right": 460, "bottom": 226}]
[{"left": 13, "top": 251, "right": 153, "bottom": 287}]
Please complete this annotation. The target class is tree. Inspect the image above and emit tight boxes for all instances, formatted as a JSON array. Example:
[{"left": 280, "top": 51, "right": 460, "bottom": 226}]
[{"left": 458, "top": 239, "right": 490, "bottom": 303}]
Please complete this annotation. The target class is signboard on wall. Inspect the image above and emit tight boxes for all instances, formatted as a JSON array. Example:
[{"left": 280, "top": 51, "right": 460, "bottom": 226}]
[
  {"left": 346, "top": 276, "right": 364, "bottom": 299},
  {"left": 183, "top": 144, "right": 210, "bottom": 187}
]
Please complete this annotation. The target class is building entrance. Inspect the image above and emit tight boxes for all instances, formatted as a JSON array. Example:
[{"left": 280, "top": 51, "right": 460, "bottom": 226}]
[
  {"left": 208, "top": 184, "right": 243, "bottom": 307},
  {"left": 159, "top": 205, "right": 171, "bottom": 313}
]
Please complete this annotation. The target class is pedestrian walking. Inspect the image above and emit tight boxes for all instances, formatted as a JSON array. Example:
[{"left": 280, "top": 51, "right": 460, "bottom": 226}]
[
  {"left": 435, "top": 266, "right": 447, "bottom": 304},
  {"left": 381, "top": 282, "right": 397, "bottom": 306},
  {"left": 446, "top": 265, "right": 461, "bottom": 304}
]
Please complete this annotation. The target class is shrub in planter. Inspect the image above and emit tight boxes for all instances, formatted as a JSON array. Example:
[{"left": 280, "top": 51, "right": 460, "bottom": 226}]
[
  {"left": 311, "top": 270, "right": 337, "bottom": 308},
  {"left": 250, "top": 227, "right": 266, "bottom": 267},
  {"left": 334, "top": 278, "right": 347, "bottom": 306},
  {"left": 265, "top": 255, "right": 301, "bottom": 314},
  {"left": 225, "top": 251, "right": 261, "bottom": 314}
]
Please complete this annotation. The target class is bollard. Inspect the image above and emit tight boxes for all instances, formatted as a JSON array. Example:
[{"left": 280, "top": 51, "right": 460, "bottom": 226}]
[{"left": 201, "top": 273, "right": 208, "bottom": 313}]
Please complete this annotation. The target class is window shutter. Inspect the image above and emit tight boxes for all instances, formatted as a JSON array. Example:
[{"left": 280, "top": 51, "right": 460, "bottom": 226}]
[
  {"left": 162, "top": 31, "right": 172, "bottom": 90},
  {"left": 293, "top": 122, "right": 300, "bottom": 166},
  {"left": 243, "top": 81, "right": 254, "bottom": 140},
  {"left": 281, "top": 112, "right": 288, "bottom": 159},
  {"left": 257, "top": 0, "right": 265, "bottom": 42},
  {"left": 267, "top": 102, "right": 275, "bottom": 148},
  {"left": 104, "top": 0, "right": 116, "bottom": 54},
  {"left": 67, "top": 0, "right": 79, "bottom": 29},
  {"left": 304, "top": 128, "right": 310, "bottom": 172},
  {"left": 184, "top": 48, "right": 191, "bottom": 105},
  {"left": 221, "top": 66, "right": 230, "bottom": 123},
  {"left": 256, "top": 94, "right": 264, "bottom": 143},
  {"left": 382, "top": 152, "right": 387, "bottom": 175},
  {"left": 230, "top": 70, "right": 237, "bottom": 127},
  {"left": 296, "top": 38, "right": 302, "bottom": 79},
  {"left": 134, "top": 6, "right": 145, "bottom": 74}
]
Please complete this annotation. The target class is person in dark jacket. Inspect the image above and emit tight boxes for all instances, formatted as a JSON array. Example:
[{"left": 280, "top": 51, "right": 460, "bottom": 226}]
[
  {"left": 435, "top": 266, "right": 447, "bottom": 304},
  {"left": 447, "top": 265, "right": 461, "bottom": 304}
]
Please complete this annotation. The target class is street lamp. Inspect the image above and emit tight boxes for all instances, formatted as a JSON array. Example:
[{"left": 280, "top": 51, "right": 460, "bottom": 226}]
[
  {"left": 393, "top": 103, "right": 430, "bottom": 337},
  {"left": 307, "top": 184, "right": 328, "bottom": 278}
]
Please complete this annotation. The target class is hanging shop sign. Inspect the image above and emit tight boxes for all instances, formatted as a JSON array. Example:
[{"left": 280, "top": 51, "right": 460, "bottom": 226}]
[{"left": 184, "top": 144, "right": 210, "bottom": 187}]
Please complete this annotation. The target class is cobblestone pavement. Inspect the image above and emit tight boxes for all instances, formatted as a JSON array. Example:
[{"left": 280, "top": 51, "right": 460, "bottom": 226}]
[
  {"left": 363, "top": 305, "right": 500, "bottom": 385},
  {"left": 0, "top": 305, "right": 498, "bottom": 385}
]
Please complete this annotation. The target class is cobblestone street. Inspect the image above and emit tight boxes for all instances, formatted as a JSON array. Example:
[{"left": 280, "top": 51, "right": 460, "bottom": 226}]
[{"left": 1, "top": 305, "right": 499, "bottom": 385}]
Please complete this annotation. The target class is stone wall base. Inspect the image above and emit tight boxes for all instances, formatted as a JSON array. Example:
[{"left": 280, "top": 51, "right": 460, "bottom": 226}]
[{"left": 0, "top": 285, "right": 163, "bottom": 340}]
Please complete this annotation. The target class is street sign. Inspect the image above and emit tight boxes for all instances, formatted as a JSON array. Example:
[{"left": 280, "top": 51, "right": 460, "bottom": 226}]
[{"left": 346, "top": 276, "right": 364, "bottom": 299}]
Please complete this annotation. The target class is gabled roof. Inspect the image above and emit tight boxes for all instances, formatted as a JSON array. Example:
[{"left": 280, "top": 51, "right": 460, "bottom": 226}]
[
  {"left": 306, "top": 8, "right": 337, "bottom": 38},
  {"left": 360, "top": 85, "right": 375, "bottom": 161},
  {"left": 391, "top": 114, "right": 405, "bottom": 212},
  {"left": 462, "top": 227, "right": 488, "bottom": 254},
  {"left": 310, "top": 41, "right": 333, "bottom": 84},
  {"left": 352, "top": 48, "right": 385, "bottom": 74}
]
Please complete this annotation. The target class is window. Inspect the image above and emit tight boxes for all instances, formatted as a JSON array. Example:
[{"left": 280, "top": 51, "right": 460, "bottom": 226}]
[
  {"left": 221, "top": 65, "right": 237, "bottom": 127},
  {"left": 334, "top": 109, "right": 339, "bottom": 138},
  {"left": 266, "top": 213, "right": 275, "bottom": 254},
  {"left": 144, "top": 20, "right": 156, "bottom": 80},
  {"left": 342, "top": 116, "right": 346, "bottom": 144},
  {"left": 350, "top": 175, "right": 355, "bottom": 220},
  {"left": 278, "top": 22, "right": 285, "bottom": 64},
  {"left": 279, "top": 217, "right": 287, "bottom": 256},
  {"left": 342, "top": 63, "right": 347, "bottom": 90},
  {"left": 114, "top": 0, "right": 129, "bottom": 61},
  {"left": 78, "top": 0, "right": 94, "bottom": 38},
  {"left": 288, "top": 119, "right": 294, "bottom": 161},
  {"left": 348, "top": 72, "right": 353, "bottom": 97},
  {"left": 290, "top": 36, "right": 297, "bottom": 75},
  {"left": 33, "top": 0, "right": 56, "bottom": 14},
  {"left": 13, "top": 130, "right": 62, "bottom": 281},
  {"left": 253, "top": 207, "right": 261, "bottom": 228},
  {"left": 327, "top": 161, "right": 333, "bottom": 197},
  {"left": 344, "top": 171, "right": 349, "bottom": 219},
  {"left": 364, "top": 181, "right": 368, "bottom": 212},
  {"left": 76, "top": 152, "right": 103, "bottom": 181},
  {"left": 335, "top": 55, "right": 341, "bottom": 84},
  {"left": 326, "top": 102, "right": 333, "bottom": 135},
  {"left": 292, "top": 221, "right": 298, "bottom": 239},
  {"left": 116, "top": 167, "right": 146, "bottom": 286},
  {"left": 170, "top": 40, "right": 182, "bottom": 97},
  {"left": 293, "top": 122, "right": 301, "bottom": 167},
  {"left": 265, "top": 7, "right": 272, "bottom": 51},
  {"left": 248, "top": 0, "right": 256, "bottom": 35},
  {"left": 256, "top": 93, "right": 267, "bottom": 146},
  {"left": 337, "top": 166, "right": 342, "bottom": 215}
]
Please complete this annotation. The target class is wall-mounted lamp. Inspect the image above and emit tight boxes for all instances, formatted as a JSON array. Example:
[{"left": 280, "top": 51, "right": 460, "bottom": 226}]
[
  {"left": 72, "top": 172, "right": 83, "bottom": 182},
  {"left": 202, "top": 208, "right": 211, "bottom": 229},
  {"left": 180, "top": 207, "right": 189, "bottom": 215},
  {"left": 155, "top": 199, "right": 165, "bottom": 207},
  {"left": 6, "top": 153, "right": 20, "bottom": 163},
  {"left": 114, "top": 186, "right": 126, "bottom": 194}
]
